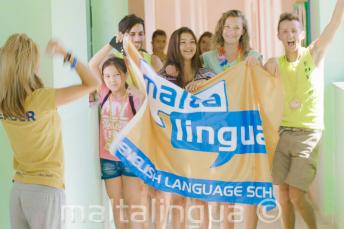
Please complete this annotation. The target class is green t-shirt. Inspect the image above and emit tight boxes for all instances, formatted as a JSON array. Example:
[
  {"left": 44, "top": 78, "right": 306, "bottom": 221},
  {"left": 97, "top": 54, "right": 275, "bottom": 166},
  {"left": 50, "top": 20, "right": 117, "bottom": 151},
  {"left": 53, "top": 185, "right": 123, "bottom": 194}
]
[
  {"left": 202, "top": 49, "right": 262, "bottom": 74},
  {"left": 278, "top": 47, "right": 323, "bottom": 130}
]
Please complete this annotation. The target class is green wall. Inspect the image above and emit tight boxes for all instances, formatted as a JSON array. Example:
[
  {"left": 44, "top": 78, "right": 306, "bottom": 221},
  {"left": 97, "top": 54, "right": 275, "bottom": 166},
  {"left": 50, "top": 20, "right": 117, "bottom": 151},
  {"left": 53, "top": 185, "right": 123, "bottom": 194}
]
[
  {"left": 310, "top": 0, "right": 344, "bottom": 224},
  {"left": 0, "top": 1, "right": 128, "bottom": 228},
  {"left": 90, "top": 0, "right": 128, "bottom": 55},
  {"left": 333, "top": 83, "right": 344, "bottom": 229},
  {"left": 0, "top": 127, "right": 13, "bottom": 229},
  {"left": 0, "top": 1, "right": 53, "bottom": 229},
  {"left": 0, "top": 1, "right": 53, "bottom": 85}
]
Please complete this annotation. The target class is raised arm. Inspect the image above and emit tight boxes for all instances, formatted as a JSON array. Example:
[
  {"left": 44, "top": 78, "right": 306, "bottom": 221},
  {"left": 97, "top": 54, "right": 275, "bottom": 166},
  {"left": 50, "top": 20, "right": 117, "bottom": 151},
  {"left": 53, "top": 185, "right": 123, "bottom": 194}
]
[
  {"left": 46, "top": 40, "right": 101, "bottom": 107},
  {"left": 88, "top": 43, "right": 113, "bottom": 81},
  {"left": 311, "top": 0, "right": 344, "bottom": 65}
]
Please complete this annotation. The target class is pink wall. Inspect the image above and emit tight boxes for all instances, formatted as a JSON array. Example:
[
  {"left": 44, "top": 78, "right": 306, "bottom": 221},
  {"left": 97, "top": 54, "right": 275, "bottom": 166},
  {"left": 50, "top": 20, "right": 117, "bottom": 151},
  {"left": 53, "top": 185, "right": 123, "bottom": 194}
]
[
  {"left": 128, "top": 0, "right": 145, "bottom": 19},
  {"left": 142, "top": 0, "right": 296, "bottom": 61}
]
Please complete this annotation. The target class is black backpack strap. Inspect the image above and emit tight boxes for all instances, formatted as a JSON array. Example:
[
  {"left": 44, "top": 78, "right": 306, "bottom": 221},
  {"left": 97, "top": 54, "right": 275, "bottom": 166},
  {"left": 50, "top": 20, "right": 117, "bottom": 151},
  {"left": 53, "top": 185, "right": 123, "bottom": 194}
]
[
  {"left": 100, "top": 90, "right": 111, "bottom": 109},
  {"left": 101, "top": 92, "right": 136, "bottom": 115},
  {"left": 128, "top": 95, "right": 136, "bottom": 115}
]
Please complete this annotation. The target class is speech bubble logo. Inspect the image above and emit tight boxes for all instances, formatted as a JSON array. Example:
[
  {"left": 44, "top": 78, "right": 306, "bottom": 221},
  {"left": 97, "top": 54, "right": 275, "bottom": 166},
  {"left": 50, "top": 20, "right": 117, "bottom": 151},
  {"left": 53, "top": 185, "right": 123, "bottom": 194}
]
[
  {"left": 139, "top": 60, "right": 266, "bottom": 167},
  {"left": 170, "top": 110, "right": 267, "bottom": 167}
]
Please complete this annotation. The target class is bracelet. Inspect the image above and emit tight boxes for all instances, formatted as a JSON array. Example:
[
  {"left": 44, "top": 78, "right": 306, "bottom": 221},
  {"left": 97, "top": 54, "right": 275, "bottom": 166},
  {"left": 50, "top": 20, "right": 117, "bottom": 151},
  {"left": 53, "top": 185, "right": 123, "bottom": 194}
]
[
  {"left": 63, "top": 52, "right": 72, "bottom": 64},
  {"left": 71, "top": 57, "right": 78, "bottom": 69}
]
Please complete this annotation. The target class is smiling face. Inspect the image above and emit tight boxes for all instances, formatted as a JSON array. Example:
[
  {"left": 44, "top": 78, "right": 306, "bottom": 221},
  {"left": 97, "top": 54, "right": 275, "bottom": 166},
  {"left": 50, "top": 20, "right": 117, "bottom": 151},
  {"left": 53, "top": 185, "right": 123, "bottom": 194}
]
[
  {"left": 103, "top": 65, "right": 127, "bottom": 93},
  {"left": 222, "top": 16, "right": 244, "bottom": 46},
  {"left": 127, "top": 23, "right": 145, "bottom": 50},
  {"left": 179, "top": 32, "right": 197, "bottom": 61},
  {"left": 278, "top": 19, "right": 305, "bottom": 52}
]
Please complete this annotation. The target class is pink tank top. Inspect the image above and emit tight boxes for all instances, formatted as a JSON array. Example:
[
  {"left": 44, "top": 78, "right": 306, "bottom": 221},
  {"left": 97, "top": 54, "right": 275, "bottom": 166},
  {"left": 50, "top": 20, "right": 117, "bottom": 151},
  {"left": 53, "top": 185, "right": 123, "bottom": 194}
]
[{"left": 98, "top": 84, "right": 140, "bottom": 161}]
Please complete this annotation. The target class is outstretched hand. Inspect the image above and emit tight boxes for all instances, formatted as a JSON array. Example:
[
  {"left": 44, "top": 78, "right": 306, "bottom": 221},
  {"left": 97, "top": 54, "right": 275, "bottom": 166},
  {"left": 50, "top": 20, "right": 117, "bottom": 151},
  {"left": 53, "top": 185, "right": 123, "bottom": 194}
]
[
  {"left": 116, "top": 32, "right": 124, "bottom": 43},
  {"left": 46, "top": 40, "right": 67, "bottom": 57}
]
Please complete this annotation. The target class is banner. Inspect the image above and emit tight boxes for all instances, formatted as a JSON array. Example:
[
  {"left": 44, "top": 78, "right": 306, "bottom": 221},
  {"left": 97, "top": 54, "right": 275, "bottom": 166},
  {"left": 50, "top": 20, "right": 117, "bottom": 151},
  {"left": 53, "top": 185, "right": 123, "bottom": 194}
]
[{"left": 112, "top": 42, "right": 283, "bottom": 207}]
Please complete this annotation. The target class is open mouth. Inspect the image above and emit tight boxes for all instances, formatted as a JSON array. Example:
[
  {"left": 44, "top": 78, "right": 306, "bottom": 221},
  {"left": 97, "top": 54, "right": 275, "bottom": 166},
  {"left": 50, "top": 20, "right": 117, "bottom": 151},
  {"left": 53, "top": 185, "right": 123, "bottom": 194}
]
[{"left": 287, "top": 41, "right": 296, "bottom": 48}]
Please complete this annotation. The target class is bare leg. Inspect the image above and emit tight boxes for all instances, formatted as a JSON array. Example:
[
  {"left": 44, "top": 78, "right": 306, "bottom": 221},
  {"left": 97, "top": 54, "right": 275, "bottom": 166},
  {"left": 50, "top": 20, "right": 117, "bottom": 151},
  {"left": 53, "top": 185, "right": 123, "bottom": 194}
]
[
  {"left": 244, "top": 204, "right": 258, "bottom": 229},
  {"left": 221, "top": 203, "right": 234, "bottom": 229},
  {"left": 122, "top": 176, "right": 148, "bottom": 229},
  {"left": 188, "top": 198, "right": 209, "bottom": 229},
  {"left": 143, "top": 188, "right": 151, "bottom": 229},
  {"left": 171, "top": 194, "right": 187, "bottom": 228},
  {"left": 289, "top": 186, "right": 317, "bottom": 229},
  {"left": 208, "top": 202, "right": 221, "bottom": 229},
  {"left": 104, "top": 177, "right": 127, "bottom": 229},
  {"left": 279, "top": 184, "right": 295, "bottom": 229},
  {"left": 154, "top": 190, "right": 172, "bottom": 229}
]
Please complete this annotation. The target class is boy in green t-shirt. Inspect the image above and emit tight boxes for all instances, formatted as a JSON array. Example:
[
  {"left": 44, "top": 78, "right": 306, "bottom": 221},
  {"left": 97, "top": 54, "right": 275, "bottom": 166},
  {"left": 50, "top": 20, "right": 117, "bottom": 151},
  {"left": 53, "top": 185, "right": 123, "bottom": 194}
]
[{"left": 265, "top": 1, "right": 344, "bottom": 228}]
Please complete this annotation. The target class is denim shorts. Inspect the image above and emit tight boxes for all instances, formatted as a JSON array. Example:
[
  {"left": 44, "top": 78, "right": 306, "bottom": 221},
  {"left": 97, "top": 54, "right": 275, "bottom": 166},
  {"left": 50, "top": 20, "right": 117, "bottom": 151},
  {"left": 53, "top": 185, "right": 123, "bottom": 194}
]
[{"left": 100, "top": 159, "right": 136, "bottom": 180}]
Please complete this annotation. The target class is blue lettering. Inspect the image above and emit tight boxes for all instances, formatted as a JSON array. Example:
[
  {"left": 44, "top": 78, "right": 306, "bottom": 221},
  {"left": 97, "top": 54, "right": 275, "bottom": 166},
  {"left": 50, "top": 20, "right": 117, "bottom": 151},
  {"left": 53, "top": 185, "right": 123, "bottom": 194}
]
[
  {"left": 144, "top": 75, "right": 157, "bottom": 99},
  {"left": 202, "top": 94, "right": 221, "bottom": 107},
  {"left": 178, "top": 90, "right": 188, "bottom": 109},
  {"left": 171, "top": 111, "right": 266, "bottom": 166},
  {"left": 189, "top": 96, "right": 201, "bottom": 108},
  {"left": 0, "top": 111, "right": 35, "bottom": 122},
  {"left": 144, "top": 75, "right": 224, "bottom": 110},
  {"left": 26, "top": 111, "right": 35, "bottom": 121},
  {"left": 160, "top": 85, "right": 176, "bottom": 106}
]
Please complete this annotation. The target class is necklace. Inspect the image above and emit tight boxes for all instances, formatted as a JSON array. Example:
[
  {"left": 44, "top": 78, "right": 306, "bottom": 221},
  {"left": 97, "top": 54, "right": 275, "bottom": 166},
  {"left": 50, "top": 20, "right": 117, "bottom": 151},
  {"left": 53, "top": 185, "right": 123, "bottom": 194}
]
[
  {"left": 217, "top": 47, "right": 242, "bottom": 70},
  {"left": 105, "top": 91, "right": 129, "bottom": 150}
]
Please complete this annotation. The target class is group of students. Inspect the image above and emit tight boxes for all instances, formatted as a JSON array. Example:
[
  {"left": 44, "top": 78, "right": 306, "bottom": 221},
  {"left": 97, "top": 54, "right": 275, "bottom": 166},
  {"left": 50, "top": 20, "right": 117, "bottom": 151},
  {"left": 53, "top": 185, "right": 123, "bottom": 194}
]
[
  {"left": 151, "top": 28, "right": 213, "bottom": 65},
  {"left": 0, "top": 1, "right": 343, "bottom": 229}
]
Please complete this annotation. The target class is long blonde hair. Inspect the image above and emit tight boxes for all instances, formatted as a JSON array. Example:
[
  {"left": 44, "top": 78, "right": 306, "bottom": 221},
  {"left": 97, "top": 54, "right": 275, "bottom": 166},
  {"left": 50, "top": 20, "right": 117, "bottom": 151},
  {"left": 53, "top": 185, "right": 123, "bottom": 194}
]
[
  {"left": 0, "top": 33, "right": 43, "bottom": 117},
  {"left": 212, "top": 10, "right": 251, "bottom": 56}
]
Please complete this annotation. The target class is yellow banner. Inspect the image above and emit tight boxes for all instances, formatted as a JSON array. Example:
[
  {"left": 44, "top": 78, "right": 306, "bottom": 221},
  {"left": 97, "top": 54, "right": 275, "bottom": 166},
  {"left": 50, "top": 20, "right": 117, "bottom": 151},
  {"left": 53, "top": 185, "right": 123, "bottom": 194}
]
[{"left": 112, "top": 42, "right": 283, "bottom": 206}]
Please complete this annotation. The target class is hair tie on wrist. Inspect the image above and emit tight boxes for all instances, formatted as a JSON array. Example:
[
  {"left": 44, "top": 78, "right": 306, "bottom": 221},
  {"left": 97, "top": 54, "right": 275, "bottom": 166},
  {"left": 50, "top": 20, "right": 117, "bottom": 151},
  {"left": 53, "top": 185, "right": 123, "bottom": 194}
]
[
  {"left": 63, "top": 52, "right": 72, "bottom": 64},
  {"left": 71, "top": 57, "right": 78, "bottom": 69}
]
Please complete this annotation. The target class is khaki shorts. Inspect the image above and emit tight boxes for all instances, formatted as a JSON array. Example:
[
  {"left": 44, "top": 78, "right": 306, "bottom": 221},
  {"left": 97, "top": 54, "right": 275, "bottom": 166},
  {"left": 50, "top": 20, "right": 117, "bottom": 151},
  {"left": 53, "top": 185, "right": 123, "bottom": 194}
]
[{"left": 272, "top": 127, "right": 322, "bottom": 192}]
